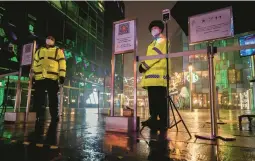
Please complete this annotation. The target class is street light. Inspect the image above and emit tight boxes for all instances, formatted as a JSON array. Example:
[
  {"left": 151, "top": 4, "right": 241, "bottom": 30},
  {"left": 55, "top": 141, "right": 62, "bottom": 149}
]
[{"left": 188, "top": 63, "right": 193, "bottom": 112}]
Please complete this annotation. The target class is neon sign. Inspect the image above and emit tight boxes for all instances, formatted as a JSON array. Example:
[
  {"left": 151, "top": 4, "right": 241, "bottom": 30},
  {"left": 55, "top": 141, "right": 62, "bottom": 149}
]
[{"left": 186, "top": 73, "right": 199, "bottom": 83}]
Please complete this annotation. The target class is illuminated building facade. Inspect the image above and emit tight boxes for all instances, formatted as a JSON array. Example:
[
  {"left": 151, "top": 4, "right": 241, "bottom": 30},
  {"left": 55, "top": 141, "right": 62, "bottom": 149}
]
[
  {"left": 121, "top": 31, "right": 255, "bottom": 110},
  {"left": 182, "top": 32, "right": 255, "bottom": 110},
  {"left": 0, "top": 1, "right": 123, "bottom": 108}
]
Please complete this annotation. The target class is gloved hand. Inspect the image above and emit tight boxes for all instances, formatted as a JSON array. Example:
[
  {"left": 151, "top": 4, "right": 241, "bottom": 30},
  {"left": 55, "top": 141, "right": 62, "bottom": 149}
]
[
  {"left": 59, "top": 76, "right": 65, "bottom": 85},
  {"left": 139, "top": 64, "right": 146, "bottom": 73}
]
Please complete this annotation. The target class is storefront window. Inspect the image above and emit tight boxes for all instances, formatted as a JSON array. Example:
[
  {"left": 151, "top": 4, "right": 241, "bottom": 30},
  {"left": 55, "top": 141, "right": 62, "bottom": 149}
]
[{"left": 192, "top": 93, "right": 208, "bottom": 108}]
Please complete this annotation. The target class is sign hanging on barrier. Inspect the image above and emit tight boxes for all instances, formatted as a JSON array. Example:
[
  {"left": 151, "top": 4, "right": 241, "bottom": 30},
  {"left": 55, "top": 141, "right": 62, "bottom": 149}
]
[
  {"left": 189, "top": 7, "right": 234, "bottom": 44},
  {"left": 21, "top": 43, "right": 34, "bottom": 66},
  {"left": 113, "top": 19, "right": 136, "bottom": 54}
]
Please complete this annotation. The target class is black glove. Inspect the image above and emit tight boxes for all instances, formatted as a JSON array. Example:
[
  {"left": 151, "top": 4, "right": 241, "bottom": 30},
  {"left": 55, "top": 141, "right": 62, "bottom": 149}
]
[
  {"left": 59, "top": 76, "right": 65, "bottom": 85},
  {"left": 139, "top": 64, "right": 146, "bottom": 73}
]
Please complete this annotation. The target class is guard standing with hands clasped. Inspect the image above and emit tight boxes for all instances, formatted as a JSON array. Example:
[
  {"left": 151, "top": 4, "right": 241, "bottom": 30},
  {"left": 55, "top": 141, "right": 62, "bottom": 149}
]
[
  {"left": 139, "top": 20, "right": 170, "bottom": 132},
  {"left": 32, "top": 36, "right": 66, "bottom": 122}
]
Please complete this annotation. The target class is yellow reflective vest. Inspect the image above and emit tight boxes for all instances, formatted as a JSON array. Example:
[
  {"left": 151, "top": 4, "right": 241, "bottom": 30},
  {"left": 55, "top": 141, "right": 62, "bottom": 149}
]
[
  {"left": 32, "top": 46, "right": 66, "bottom": 81},
  {"left": 139, "top": 35, "right": 170, "bottom": 88}
]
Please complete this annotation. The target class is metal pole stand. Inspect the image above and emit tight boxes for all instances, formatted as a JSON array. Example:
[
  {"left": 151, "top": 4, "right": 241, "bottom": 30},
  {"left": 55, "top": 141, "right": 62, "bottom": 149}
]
[
  {"left": 167, "top": 95, "right": 192, "bottom": 138},
  {"left": 195, "top": 43, "right": 235, "bottom": 141},
  {"left": 140, "top": 20, "right": 191, "bottom": 138},
  {"left": 206, "top": 86, "right": 226, "bottom": 125}
]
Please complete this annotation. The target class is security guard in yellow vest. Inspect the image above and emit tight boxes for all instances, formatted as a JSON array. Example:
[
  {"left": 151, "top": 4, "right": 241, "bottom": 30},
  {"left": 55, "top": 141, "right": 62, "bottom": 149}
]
[
  {"left": 32, "top": 36, "right": 66, "bottom": 122},
  {"left": 139, "top": 20, "right": 169, "bottom": 131}
]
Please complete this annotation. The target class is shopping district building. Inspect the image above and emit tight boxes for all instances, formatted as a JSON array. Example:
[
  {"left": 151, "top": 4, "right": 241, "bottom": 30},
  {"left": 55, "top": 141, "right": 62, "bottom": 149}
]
[
  {"left": 0, "top": 1, "right": 125, "bottom": 109},
  {"left": 1, "top": 1, "right": 255, "bottom": 111},
  {"left": 123, "top": 31, "right": 255, "bottom": 110}
]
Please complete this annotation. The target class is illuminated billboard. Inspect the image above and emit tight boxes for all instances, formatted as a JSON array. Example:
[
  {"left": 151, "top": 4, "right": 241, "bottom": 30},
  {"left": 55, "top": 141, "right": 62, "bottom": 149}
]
[{"left": 239, "top": 34, "right": 255, "bottom": 57}]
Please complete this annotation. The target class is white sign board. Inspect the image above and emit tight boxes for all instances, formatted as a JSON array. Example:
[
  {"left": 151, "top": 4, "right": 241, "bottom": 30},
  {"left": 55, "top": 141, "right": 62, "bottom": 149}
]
[
  {"left": 114, "top": 19, "right": 136, "bottom": 54},
  {"left": 189, "top": 7, "right": 234, "bottom": 44},
  {"left": 21, "top": 43, "right": 34, "bottom": 66}
]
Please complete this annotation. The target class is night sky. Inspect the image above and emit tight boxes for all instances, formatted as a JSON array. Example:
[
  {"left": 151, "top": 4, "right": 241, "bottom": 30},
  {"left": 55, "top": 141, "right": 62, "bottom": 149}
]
[{"left": 123, "top": 1, "right": 183, "bottom": 77}]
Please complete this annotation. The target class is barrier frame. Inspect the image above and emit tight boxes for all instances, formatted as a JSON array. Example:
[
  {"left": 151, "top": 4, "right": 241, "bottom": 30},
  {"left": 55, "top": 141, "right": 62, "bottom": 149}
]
[
  {"left": 4, "top": 41, "right": 36, "bottom": 123},
  {"left": 109, "top": 18, "right": 138, "bottom": 132}
]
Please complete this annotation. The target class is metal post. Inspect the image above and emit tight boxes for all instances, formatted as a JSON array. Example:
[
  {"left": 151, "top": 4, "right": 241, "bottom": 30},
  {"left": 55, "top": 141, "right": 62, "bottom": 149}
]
[
  {"left": 216, "top": 86, "right": 220, "bottom": 119},
  {"left": 208, "top": 44, "right": 218, "bottom": 138},
  {"left": 67, "top": 80, "right": 70, "bottom": 107},
  {"left": 133, "top": 19, "right": 138, "bottom": 132},
  {"left": 195, "top": 44, "right": 224, "bottom": 140},
  {"left": 251, "top": 55, "right": 255, "bottom": 110},
  {"left": 133, "top": 49, "right": 137, "bottom": 132},
  {"left": 25, "top": 71, "right": 33, "bottom": 121},
  {"left": 103, "top": 77, "right": 105, "bottom": 109},
  {"left": 25, "top": 40, "right": 36, "bottom": 121},
  {"left": 165, "top": 22, "right": 170, "bottom": 127},
  {"left": 98, "top": 90, "right": 100, "bottom": 114},
  {"left": 189, "top": 64, "right": 193, "bottom": 111},
  {"left": 77, "top": 89, "right": 80, "bottom": 109},
  {"left": 14, "top": 67, "right": 22, "bottom": 112},
  {"left": 110, "top": 56, "right": 116, "bottom": 116}
]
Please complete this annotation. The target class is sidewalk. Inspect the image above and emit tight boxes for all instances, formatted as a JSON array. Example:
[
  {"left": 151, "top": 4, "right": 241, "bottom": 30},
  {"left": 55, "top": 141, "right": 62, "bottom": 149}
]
[{"left": 0, "top": 108, "right": 254, "bottom": 161}]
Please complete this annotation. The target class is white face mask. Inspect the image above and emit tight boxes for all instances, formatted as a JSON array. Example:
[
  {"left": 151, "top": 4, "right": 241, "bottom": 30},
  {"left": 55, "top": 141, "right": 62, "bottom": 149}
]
[
  {"left": 46, "top": 39, "right": 54, "bottom": 46},
  {"left": 151, "top": 29, "right": 160, "bottom": 37}
]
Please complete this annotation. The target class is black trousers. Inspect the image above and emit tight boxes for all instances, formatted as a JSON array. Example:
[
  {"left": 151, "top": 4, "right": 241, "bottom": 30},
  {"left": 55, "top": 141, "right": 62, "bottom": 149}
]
[
  {"left": 147, "top": 86, "right": 168, "bottom": 127},
  {"left": 34, "top": 78, "right": 59, "bottom": 119}
]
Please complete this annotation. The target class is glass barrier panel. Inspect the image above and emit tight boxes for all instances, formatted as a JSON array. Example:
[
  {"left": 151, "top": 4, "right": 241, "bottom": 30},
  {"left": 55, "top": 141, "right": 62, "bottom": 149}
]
[{"left": 111, "top": 54, "right": 124, "bottom": 116}]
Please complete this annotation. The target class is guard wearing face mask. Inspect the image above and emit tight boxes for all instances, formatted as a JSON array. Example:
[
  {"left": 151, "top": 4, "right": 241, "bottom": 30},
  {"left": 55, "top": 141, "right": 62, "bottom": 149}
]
[
  {"left": 139, "top": 20, "right": 169, "bottom": 132},
  {"left": 32, "top": 36, "right": 66, "bottom": 122}
]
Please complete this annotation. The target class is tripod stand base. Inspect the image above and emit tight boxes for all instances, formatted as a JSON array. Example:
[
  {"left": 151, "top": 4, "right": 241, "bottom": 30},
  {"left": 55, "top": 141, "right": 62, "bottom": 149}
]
[{"left": 195, "top": 134, "right": 236, "bottom": 141}]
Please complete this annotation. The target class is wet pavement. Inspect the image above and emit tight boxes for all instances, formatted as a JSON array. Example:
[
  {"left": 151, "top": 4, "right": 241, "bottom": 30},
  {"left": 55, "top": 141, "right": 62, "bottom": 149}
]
[{"left": 0, "top": 108, "right": 255, "bottom": 161}]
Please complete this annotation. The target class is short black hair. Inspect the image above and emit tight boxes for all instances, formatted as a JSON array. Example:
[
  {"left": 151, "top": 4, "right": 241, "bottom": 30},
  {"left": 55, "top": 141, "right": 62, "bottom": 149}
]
[
  {"left": 46, "top": 36, "right": 55, "bottom": 42},
  {"left": 148, "top": 20, "right": 164, "bottom": 33}
]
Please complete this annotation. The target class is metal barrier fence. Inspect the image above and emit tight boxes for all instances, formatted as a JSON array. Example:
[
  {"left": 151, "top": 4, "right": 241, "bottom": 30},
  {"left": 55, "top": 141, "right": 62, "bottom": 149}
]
[{"left": 0, "top": 76, "right": 111, "bottom": 120}]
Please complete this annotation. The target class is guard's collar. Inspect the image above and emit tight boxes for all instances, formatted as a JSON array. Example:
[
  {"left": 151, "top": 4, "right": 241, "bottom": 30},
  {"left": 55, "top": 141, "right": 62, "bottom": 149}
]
[
  {"left": 44, "top": 45, "right": 55, "bottom": 49},
  {"left": 154, "top": 34, "right": 166, "bottom": 43}
]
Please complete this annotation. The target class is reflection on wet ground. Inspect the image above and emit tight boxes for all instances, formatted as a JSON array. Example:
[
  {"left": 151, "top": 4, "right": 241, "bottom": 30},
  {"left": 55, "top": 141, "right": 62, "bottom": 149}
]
[{"left": 0, "top": 108, "right": 255, "bottom": 161}]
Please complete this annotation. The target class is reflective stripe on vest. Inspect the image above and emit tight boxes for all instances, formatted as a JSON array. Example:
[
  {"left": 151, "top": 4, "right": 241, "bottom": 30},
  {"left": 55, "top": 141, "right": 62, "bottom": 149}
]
[
  {"left": 34, "top": 71, "right": 59, "bottom": 76},
  {"left": 145, "top": 74, "right": 170, "bottom": 79},
  {"left": 142, "top": 62, "right": 150, "bottom": 70},
  {"left": 38, "top": 48, "right": 59, "bottom": 62},
  {"left": 145, "top": 74, "right": 160, "bottom": 79},
  {"left": 152, "top": 47, "right": 164, "bottom": 55}
]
